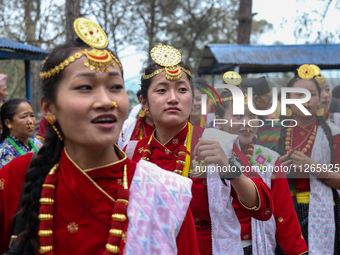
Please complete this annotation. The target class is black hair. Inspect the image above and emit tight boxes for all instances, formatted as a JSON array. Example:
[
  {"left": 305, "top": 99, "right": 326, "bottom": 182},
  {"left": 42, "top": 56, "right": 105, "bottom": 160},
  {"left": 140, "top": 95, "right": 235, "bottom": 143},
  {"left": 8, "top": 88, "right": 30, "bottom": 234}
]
[
  {"left": 140, "top": 61, "right": 193, "bottom": 100},
  {"left": 0, "top": 96, "right": 5, "bottom": 104},
  {"left": 18, "top": 38, "right": 122, "bottom": 253},
  {"left": 0, "top": 98, "right": 31, "bottom": 143},
  {"left": 136, "top": 89, "right": 142, "bottom": 99},
  {"left": 215, "top": 87, "right": 248, "bottom": 118},
  {"left": 277, "top": 77, "right": 333, "bottom": 158}
]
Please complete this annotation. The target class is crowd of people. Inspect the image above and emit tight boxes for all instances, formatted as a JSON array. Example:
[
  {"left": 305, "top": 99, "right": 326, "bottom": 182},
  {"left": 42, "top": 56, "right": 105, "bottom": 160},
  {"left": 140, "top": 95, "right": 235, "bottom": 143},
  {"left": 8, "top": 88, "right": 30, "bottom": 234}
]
[{"left": 0, "top": 17, "right": 340, "bottom": 255}]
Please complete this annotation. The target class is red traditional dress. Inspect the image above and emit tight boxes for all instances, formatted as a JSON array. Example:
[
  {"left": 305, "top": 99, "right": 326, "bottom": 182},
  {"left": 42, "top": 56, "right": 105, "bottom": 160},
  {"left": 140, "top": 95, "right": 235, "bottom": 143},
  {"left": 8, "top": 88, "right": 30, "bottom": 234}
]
[
  {"left": 235, "top": 142, "right": 308, "bottom": 254},
  {"left": 118, "top": 115, "right": 154, "bottom": 149},
  {"left": 284, "top": 121, "right": 340, "bottom": 254},
  {"left": 0, "top": 146, "right": 198, "bottom": 254},
  {"left": 131, "top": 123, "right": 274, "bottom": 255}
]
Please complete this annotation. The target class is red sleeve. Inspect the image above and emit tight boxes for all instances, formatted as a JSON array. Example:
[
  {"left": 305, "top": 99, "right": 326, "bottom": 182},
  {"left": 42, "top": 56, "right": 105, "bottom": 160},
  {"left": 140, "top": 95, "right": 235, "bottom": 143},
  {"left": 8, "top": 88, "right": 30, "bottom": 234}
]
[
  {"left": 272, "top": 159, "right": 308, "bottom": 255},
  {"left": 176, "top": 209, "right": 199, "bottom": 255},
  {"left": 231, "top": 145, "right": 274, "bottom": 221},
  {"left": 0, "top": 153, "right": 32, "bottom": 253},
  {"left": 37, "top": 117, "right": 48, "bottom": 138}
]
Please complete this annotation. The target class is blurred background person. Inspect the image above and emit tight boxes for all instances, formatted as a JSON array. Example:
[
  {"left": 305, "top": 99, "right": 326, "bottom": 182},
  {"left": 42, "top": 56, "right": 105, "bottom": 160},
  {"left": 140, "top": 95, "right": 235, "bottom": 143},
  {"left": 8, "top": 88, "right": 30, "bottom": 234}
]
[
  {"left": 0, "top": 97, "right": 5, "bottom": 135},
  {"left": 118, "top": 89, "right": 154, "bottom": 149},
  {"left": 332, "top": 85, "right": 340, "bottom": 105},
  {"left": 0, "top": 98, "right": 42, "bottom": 167},
  {"left": 0, "top": 74, "right": 9, "bottom": 99}
]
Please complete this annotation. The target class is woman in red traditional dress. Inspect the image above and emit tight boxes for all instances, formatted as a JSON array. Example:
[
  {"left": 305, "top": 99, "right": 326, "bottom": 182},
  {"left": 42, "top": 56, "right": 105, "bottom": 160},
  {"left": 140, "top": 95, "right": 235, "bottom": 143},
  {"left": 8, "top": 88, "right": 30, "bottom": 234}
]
[
  {"left": 0, "top": 18, "right": 198, "bottom": 255},
  {"left": 277, "top": 70, "right": 340, "bottom": 254},
  {"left": 128, "top": 45, "right": 274, "bottom": 255},
  {"left": 215, "top": 87, "right": 308, "bottom": 255}
]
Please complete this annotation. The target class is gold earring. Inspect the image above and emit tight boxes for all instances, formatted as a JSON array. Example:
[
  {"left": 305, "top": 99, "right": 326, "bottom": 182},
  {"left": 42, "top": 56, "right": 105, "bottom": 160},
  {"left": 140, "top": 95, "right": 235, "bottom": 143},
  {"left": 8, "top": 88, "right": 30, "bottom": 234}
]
[
  {"left": 112, "top": 101, "right": 118, "bottom": 108},
  {"left": 121, "top": 129, "right": 125, "bottom": 142},
  {"left": 138, "top": 109, "right": 146, "bottom": 118},
  {"left": 145, "top": 109, "right": 149, "bottom": 116},
  {"left": 316, "top": 107, "right": 325, "bottom": 117},
  {"left": 48, "top": 116, "right": 63, "bottom": 141},
  {"left": 285, "top": 107, "right": 292, "bottom": 117},
  {"left": 7, "top": 123, "right": 12, "bottom": 129}
]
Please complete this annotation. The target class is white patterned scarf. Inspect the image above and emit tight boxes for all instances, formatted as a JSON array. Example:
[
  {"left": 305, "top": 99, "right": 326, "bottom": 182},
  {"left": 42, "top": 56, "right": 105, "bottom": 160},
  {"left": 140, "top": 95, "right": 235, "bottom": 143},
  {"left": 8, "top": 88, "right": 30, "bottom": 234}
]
[
  {"left": 308, "top": 121, "right": 340, "bottom": 254},
  {"left": 124, "top": 159, "right": 193, "bottom": 255},
  {"left": 202, "top": 128, "right": 244, "bottom": 254}
]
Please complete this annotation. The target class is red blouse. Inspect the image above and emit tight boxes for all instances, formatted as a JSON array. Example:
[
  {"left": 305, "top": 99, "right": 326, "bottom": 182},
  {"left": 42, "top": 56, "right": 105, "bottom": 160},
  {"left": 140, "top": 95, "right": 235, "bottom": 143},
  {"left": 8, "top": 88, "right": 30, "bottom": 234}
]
[{"left": 131, "top": 123, "right": 274, "bottom": 255}]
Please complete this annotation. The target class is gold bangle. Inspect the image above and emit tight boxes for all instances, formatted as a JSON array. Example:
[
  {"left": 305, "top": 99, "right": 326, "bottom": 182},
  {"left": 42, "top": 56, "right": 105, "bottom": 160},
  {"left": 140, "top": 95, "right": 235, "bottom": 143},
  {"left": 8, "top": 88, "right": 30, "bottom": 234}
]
[
  {"left": 109, "top": 229, "right": 123, "bottom": 237},
  {"left": 116, "top": 199, "right": 129, "bottom": 205},
  {"left": 39, "top": 198, "right": 54, "bottom": 205},
  {"left": 42, "top": 184, "right": 55, "bottom": 189},
  {"left": 39, "top": 245, "right": 53, "bottom": 254},
  {"left": 112, "top": 213, "right": 127, "bottom": 222},
  {"left": 38, "top": 214, "right": 53, "bottom": 221},
  {"left": 38, "top": 230, "right": 53, "bottom": 237},
  {"left": 106, "top": 243, "right": 120, "bottom": 253}
]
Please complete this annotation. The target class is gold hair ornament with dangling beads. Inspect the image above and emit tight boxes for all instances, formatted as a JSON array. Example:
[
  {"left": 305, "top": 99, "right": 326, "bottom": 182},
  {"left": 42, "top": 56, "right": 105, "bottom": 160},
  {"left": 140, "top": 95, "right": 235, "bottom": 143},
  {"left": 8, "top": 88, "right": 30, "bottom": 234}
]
[
  {"left": 40, "top": 18, "right": 123, "bottom": 79},
  {"left": 48, "top": 116, "right": 63, "bottom": 141},
  {"left": 142, "top": 45, "right": 191, "bottom": 81}
]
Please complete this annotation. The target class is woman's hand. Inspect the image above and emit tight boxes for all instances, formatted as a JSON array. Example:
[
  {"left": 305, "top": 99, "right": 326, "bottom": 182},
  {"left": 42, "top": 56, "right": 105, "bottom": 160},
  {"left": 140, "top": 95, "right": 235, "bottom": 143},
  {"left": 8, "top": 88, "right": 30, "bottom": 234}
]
[
  {"left": 290, "top": 150, "right": 316, "bottom": 173},
  {"left": 194, "top": 139, "right": 229, "bottom": 168}
]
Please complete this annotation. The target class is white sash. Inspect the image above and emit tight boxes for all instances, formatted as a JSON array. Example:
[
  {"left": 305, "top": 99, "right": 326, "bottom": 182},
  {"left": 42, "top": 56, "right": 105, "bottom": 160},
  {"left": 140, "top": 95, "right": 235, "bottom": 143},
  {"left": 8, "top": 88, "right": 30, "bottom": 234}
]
[
  {"left": 308, "top": 122, "right": 340, "bottom": 254},
  {"left": 251, "top": 145, "right": 278, "bottom": 255},
  {"left": 124, "top": 160, "right": 192, "bottom": 255},
  {"left": 202, "top": 128, "right": 244, "bottom": 254}
]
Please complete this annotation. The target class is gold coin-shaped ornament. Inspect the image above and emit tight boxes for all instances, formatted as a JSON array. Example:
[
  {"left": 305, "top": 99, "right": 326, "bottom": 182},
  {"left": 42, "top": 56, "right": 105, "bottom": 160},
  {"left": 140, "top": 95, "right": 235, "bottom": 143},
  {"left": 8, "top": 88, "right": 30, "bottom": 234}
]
[
  {"left": 73, "top": 18, "right": 108, "bottom": 49},
  {"left": 310, "top": 64, "right": 320, "bottom": 76},
  {"left": 223, "top": 71, "right": 242, "bottom": 86},
  {"left": 298, "top": 64, "right": 315, "bottom": 80},
  {"left": 150, "top": 45, "right": 181, "bottom": 67}
]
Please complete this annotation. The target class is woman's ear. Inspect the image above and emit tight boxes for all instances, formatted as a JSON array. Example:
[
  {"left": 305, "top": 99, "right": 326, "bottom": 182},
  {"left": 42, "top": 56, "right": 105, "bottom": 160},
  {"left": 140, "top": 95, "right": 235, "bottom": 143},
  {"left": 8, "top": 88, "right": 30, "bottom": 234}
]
[
  {"left": 40, "top": 97, "right": 57, "bottom": 122},
  {"left": 141, "top": 97, "right": 149, "bottom": 111}
]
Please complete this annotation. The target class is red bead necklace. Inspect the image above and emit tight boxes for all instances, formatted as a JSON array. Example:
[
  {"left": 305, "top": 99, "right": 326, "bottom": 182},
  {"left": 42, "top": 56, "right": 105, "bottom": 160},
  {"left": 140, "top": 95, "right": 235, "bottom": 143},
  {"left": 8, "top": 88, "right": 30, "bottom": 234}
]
[{"left": 37, "top": 163, "right": 129, "bottom": 254}]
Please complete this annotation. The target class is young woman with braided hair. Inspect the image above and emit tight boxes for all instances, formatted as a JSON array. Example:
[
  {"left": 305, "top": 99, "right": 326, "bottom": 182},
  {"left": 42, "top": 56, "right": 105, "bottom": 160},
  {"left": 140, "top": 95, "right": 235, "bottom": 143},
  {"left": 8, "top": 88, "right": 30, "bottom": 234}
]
[
  {"left": 127, "top": 46, "right": 274, "bottom": 255},
  {"left": 277, "top": 76, "right": 340, "bottom": 254},
  {"left": 0, "top": 18, "right": 198, "bottom": 255}
]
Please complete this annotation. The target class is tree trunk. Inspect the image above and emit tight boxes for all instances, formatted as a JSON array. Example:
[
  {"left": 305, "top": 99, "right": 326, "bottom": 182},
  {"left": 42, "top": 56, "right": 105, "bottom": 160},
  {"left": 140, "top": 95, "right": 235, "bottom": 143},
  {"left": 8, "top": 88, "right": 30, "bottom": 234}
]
[
  {"left": 237, "top": 0, "right": 252, "bottom": 44},
  {"left": 65, "top": 0, "right": 80, "bottom": 41}
]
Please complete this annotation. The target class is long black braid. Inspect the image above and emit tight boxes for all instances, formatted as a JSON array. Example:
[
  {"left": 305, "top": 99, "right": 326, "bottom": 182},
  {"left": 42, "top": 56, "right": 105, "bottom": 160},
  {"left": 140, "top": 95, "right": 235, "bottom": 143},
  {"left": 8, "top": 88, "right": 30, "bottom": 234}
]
[
  {"left": 277, "top": 77, "right": 333, "bottom": 158},
  {"left": 17, "top": 38, "right": 122, "bottom": 254}
]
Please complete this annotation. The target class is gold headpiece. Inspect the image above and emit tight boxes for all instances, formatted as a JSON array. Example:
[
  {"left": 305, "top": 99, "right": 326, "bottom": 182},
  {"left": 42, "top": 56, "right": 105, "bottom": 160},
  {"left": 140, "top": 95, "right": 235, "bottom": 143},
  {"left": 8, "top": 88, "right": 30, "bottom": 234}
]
[
  {"left": 221, "top": 93, "right": 248, "bottom": 105},
  {"left": 40, "top": 18, "right": 123, "bottom": 79},
  {"left": 142, "top": 45, "right": 191, "bottom": 81},
  {"left": 297, "top": 64, "right": 320, "bottom": 80},
  {"left": 315, "top": 75, "right": 325, "bottom": 85},
  {"left": 223, "top": 71, "right": 242, "bottom": 86}
]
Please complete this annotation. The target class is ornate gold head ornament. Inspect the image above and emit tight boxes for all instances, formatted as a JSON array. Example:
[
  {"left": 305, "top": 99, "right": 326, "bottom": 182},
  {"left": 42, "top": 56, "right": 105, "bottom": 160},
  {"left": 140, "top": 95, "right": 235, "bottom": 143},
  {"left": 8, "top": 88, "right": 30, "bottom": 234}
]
[
  {"left": 221, "top": 93, "right": 248, "bottom": 105},
  {"left": 142, "top": 45, "right": 191, "bottom": 81},
  {"left": 40, "top": 18, "right": 123, "bottom": 79},
  {"left": 297, "top": 64, "right": 320, "bottom": 80}
]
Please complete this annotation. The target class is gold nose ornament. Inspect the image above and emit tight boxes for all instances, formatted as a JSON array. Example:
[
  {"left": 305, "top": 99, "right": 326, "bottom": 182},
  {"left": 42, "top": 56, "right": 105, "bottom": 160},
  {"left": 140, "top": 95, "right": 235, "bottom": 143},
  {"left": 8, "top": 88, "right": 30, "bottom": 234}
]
[
  {"left": 112, "top": 101, "right": 118, "bottom": 108},
  {"left": 247, "top": 127, "right": 250, "bottom": 133},
  {"left": 28, "top": 123, "right": 33, "bottom": 129}
]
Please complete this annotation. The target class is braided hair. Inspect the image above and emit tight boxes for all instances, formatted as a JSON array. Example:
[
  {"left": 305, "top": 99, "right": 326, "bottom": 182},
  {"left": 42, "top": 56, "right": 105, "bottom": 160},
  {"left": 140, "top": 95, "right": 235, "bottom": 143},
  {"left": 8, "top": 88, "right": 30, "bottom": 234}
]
[
  {"left": 18, "top": 38, "right": 122, "bottom": 253},
  {"left": 277, "top": 77, "right": 333, "bottom": 158}
]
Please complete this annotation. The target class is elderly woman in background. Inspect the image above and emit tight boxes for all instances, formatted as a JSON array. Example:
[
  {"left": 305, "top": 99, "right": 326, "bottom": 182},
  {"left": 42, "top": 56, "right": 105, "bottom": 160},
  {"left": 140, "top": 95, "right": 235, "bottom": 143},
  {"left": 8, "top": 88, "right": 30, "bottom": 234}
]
[{"left": 0, "top": 98, "right": 42, "bottom": 167}]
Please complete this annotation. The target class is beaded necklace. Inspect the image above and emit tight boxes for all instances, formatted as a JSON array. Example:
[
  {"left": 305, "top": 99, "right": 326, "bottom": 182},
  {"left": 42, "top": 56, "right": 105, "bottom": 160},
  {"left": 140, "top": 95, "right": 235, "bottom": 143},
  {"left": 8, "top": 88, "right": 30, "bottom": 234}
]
[
  {"left": 141, "top": 122, "right": 193, "bottom": 177},
  {"left": 285, "top": 119, "right": 317, "bottom": 156},
  {"left": 7, "top": 135, "right": 38, "bottom": 155},
  {"left": 38, "top": 163, "right": 129, "bottom": 254}
]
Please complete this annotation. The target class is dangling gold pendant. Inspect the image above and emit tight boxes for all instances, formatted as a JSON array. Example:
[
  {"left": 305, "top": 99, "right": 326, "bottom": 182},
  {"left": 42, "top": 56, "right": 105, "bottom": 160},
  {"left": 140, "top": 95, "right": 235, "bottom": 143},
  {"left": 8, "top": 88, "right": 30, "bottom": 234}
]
[
  {"left": 83, "top": 49, "right": 115, "bottom": 72},
  {"left": 165, "top": 66, "right": 182, "bottom": 81}
]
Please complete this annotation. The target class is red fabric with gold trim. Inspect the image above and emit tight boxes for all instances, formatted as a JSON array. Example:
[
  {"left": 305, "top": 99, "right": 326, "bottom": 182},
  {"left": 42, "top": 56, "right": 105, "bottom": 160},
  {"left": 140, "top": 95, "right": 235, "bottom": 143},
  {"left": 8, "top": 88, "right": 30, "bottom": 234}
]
[{"left": 131, "top": 124, "right": 274, "bottom": 255}]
